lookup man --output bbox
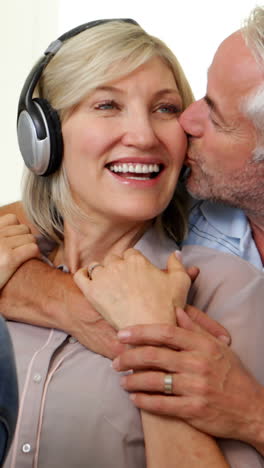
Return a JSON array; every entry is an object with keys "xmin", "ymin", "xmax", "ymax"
[
  {"xmin": 0, "ymin": 3, "xmax": 263, "ymax": 455},
  {"xmin": 100, "ymin": 4, "xmax": 264, "ymax": 457}
]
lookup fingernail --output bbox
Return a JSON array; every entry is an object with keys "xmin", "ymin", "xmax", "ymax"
[
  {"xmin": 120, "ymin": 376, "xmax": 127, "ymax": 387},
  {"xmin": 129, "ymin": 393, "xmax": 136, "ymax": 401},
  {"xmin": 218, "ymin": 335, "xmax": 231, "ymax": 345},
  {"xmin": 174, "ymin": 250, "xmax": 182, "ymax": 261},
  {"xmin": 112, "ymin": 357, "xmax": 120, "ymax": 370},
  {"xmin": 117, "ymin": 330, "xmax": 132, "ymax": 341}
]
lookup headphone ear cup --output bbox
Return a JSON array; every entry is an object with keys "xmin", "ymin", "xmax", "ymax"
[
  {"xmin": 17, "ymin": 98, "xmax": 63, "ymax": 176},
  {"xmin": 33, "ymin": 98, "xmax": 63, "ymax": 176}
]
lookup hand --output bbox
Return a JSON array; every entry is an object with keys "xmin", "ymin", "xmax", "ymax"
[
  {"xmin": 74, "ymin": 249, "xmax": 191, "ymax": 330},
  {"xmin": 112, "ymin": 308, "xmax": 264, "ymax": 446},
  {"xmin": 184, "ymin": 305, "xmax": 231, "ymax": 344},
  {"xmin": 0, "ymin": 214, "xmax": 39, "ymax": 289}
]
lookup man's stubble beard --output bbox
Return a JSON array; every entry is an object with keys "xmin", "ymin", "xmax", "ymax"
[{"xmin": 184, "ymin": 156, "xmax": 264, "ymax": 218}]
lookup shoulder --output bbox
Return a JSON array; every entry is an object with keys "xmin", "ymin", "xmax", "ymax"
[
  {"xmin": 182, "ymin": 244, "xmax": 263, "ymax": 285},
  {"xmin": 182, "ymin": 246, "xmax": 264, "ymax": 383}
]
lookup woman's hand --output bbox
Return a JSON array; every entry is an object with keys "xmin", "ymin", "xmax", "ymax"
[
  {"xmin": 74, "ymin": 248, "xmax": 191, "ymax": 330},
  {"xmin": 0, "ymin": 214, "xmax": 39, "ymax": 289}
]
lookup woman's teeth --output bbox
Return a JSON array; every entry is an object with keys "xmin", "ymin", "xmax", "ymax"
[{"xmin": 109, "ymin": 163, "xmax": 161, "ymax": 179}]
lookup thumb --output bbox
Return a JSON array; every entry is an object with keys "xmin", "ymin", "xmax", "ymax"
[
  {"xmin": 177, "ymin": 306, "xmax": 231, "ymax": 345},
  {"xmin": 166, "ymin": 250, "xmax": 187, "ymax": 275}
]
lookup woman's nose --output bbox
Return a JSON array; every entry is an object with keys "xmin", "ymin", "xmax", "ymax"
[
  {"xmin": 121, "ymin": 113, "xmax": 159, "ymax": 149},
  {"xmin": 179, "ymin": 100, "xmax": 205, "ymax": 137}
]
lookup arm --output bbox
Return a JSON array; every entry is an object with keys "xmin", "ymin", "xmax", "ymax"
[
  {"xmin": 0, "ymin": 258, "xmax": 122, "ymax": 358},
  {"xmin": 109, "ymin": 249, "xmax": 264, "ymax": 460},
  {"xmin": 0, "ymin": 203, "xmax": 230, "ymax": 350},
  {"xmin": 114, "ymin": 314, "xmax": 264, "ymax": 456},
  {"xmin": 74, "ymin": 249, "xmax": 230, "ymax": 467},
  {"xmin": 0, "ymin": 202, "xmax": 121, "ymax": 359},
  {"xmin": 142, "ymin": 411, "xmax": 229, "ymax": 468}
]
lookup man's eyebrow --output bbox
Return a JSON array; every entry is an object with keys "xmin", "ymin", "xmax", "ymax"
[{"xmin": 204, "ymin": 94, "xmax": 226, "ymax": 124}]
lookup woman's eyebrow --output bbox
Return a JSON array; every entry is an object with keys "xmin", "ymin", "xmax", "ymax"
[{"xmin": 94, "ymin": 86, "xmax": 124, "ymax": 94}]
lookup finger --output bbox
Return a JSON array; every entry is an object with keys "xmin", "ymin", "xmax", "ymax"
[
  {"xmin": 13, "ymin": 243, "xmax": 40, "ymax": 265},
  {"xmin": 117, "ymin": 323, "xmax": 199, "ymax": 351},
  {"xmin": 123, "ymin": 248, "xmax": 142, "ymax": 260},
  {"xmin": 120, "ymin": 371, "xmax": 172, "ymax": 394},
  {"xmin": 0, "ymin": 224, "xmax": 31, "ymax": 238},
  {"xmin": 167, "ymin": 251, "xmax": 186, "ymax": 273},
  {"xmin": 74, "ymin": 267, "xmax": 91, "ymax": 291},
  {"xmin": 5, "ymin": 233, "xmax": 36, "ymax": 249},
  {"xmin": 113, "ymin": 345, "xmax": 191, "ymax": 373},
  {"xmin": 183, "ymin": 306, "xmax": 231, "ymax": 345},
  {"xmin": 167, "ymin": 252, "xmax": 191, "ymax": 292},
  {"xmin": 103, "ymin": 253, "xmax": 122, "ymax": 266},
  {"xmin": 186, "ymin": 266, "xmax": 200, "ymax": 282},
  {"xmin": 0, "ymin": 214, "xmax": 19, "ymax": 228},
  {"xmin": 87, "ymin": 262, "xmax": 104, "ymax": 279},
  {"xmin": 121, "ymin": 370, "xmax": 195, "ymax": 396},
  {"xmin": 128, "ymin": 392, "xmax": 194, "ymax": 419}
]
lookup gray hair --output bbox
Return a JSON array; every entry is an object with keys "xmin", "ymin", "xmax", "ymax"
[
  {"xmin": 22, "ymin": 20, "xmax": 194, "ymax": 244},
  {"xmin": 242, "ymin": 6, "xmax": 264, "ymax": 161}
]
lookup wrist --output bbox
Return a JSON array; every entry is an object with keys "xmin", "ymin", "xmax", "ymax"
[{"xmin": 240, "ymin": 384, "xmax": 264, "ymax": 455}]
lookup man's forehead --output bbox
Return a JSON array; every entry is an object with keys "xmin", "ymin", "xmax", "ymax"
[{"xmin": 207, "ymin": 31, "xmax": 263, "ymax": 102}]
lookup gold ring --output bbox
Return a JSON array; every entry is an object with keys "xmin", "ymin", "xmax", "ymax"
[
  {"xmin": 164, "ymin": 374, "xmax": 173, "ymax": 394},
  {"xmin": 87, "ymin": 263, "xmax": 103, "ymax": 280}
]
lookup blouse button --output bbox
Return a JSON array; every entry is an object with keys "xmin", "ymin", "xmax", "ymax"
[
  {"xmin": 33, "ymin": 373, "xmax": 42, "ymax": 383},
  {"xmin": 22, "ymin": 443, "xmax": 31, "ymax": 453},
  {"xmin": 69, "ymin": 336, "xmax": 77, "ymax": 344}
]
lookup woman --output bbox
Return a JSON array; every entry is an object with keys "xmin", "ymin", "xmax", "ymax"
[{"xmin": 3, "ymin": 17, "xmax": 263, "ymax": 467}]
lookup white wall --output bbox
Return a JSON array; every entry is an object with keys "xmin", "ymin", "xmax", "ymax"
[
  {"xmin": 0, "ymin": 0, "xmax": 59, "ymax": 205},
  {"xmin": 0, "ymin": 0, "xmax": 259, "ymax": 205}
]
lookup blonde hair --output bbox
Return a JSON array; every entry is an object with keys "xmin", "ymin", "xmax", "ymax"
[{"xmin": 23, "ymin": 20, "xmax": 194, "ymax": 244}]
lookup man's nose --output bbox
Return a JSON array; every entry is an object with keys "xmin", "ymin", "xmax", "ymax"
[{"xmin": 179, "ymin": 100, "xmax": 205, "ymax": 137}]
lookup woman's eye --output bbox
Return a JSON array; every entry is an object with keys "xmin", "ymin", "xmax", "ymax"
[
  {"xmin": 95, "ymin": 100, "xmax": 118, "ymax": 110},
  {"xmin": 156, "ymin": 104, "xmax": 181, "ymax": 114}
]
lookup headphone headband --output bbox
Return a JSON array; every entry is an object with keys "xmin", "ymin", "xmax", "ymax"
[{"xmin": 17, "ymin": 18, "xmax": 139, "ymax": 176}]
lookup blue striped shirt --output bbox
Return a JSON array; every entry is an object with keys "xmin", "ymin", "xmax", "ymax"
[{"xmin": 183, "ymin": 200, "xmax": 263, "ymax": 271}]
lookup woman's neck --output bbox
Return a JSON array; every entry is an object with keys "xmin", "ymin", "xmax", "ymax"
[{"xmin": 53, "ymin": 217, "xmax": 151, "ymax": 273}]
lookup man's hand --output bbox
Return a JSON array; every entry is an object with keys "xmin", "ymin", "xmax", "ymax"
[
  {"xmin": 183, "ymin": 305, "xmax": 231, "ymax": 344},
  {"xmin": 0, "ymin": 214, "xmax": 39, "ymax": 288},
  {"xmin": 0, "ymin": 259, "xmax": 123, "ymax": 359},
  {"xmin": 111, "ymin": 309, "xmax": 264, "ymax": 452},
  {"xmin": 74, "ymin": 249, "xmax": 191, "ymax": 330}
]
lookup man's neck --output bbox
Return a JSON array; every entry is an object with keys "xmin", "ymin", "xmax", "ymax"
[{"xmin": 249, "ymin": 217, "xmax": 264, "ymax": 265}]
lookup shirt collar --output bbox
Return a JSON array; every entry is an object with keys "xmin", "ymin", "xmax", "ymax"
[
  {"xmin": 134, "ymin": 226, "xmax": 178, "ymax": 269},
  {"xmin": 199, "ymin": 201, "xmax": 249, "ymax": 240}
]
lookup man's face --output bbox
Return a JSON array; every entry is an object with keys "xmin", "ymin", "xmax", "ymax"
[{"xmin": 179, "ymin": 31, "xmax": 264, "ymax": 217}]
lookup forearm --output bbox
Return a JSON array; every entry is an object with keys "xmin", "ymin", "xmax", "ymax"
[
  {"xmin": 0, "ymin": 259, "xmax": 75, "ymax": 329},
  {"xmin": 0, "ymin": 259, "xmax": 121, "ymax": 358},
  {"xmin": 241, "ymin": 386, "xmax": 264, "ymax": 456},
  {"xmin": 141, "ymin": 411, "xmax": 229, "ymax": 468}
]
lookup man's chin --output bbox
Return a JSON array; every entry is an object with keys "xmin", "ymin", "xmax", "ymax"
[{"xmin": 184, "ymin": 177, "xmax": 207, "ymax": 200}]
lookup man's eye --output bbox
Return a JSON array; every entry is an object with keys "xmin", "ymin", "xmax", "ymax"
[
  {"xmin": 95, "ymin": 100, "xmax": 118, "ymax": 110},
  {"xmin": 209, "ymin": 115, "xmax": 220, "ymax": 127}
]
